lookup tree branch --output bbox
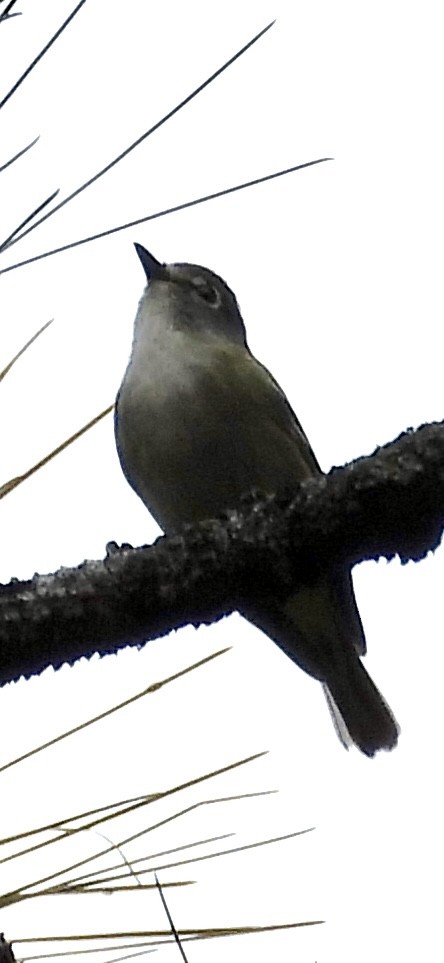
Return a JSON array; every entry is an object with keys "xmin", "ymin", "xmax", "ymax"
[{"xmin": 1, "ymin": 421, "xmax": 443, "ymax": 686}]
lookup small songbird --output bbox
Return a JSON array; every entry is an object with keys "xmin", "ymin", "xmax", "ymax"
[{"xmin": 115, "ymin": 243, "xmax": 399, "ymax": 756}]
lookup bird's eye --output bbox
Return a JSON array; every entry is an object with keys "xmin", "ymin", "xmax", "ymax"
[{"xmin": 192, "ymin": 279, "xmax": 221, "ymax": 306}]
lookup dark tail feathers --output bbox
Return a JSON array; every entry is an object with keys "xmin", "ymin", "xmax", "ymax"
[{"xmin": 325, "ymin": 659, "xmax": 399, "ymax": 757}]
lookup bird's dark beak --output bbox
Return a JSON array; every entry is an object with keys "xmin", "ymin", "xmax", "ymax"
[{"xmin": 134, "ymin": 243, "xmax": 168, "ymax": 282}]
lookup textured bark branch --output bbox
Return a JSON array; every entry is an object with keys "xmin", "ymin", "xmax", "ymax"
[{"xmin": 0, "ymin": 420, "xmax": 443, "ymax": 686}]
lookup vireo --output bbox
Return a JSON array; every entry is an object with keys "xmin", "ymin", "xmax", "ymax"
[{"xmin": 115, "ymin": 243, "xmax": 399, "ymax": 756}]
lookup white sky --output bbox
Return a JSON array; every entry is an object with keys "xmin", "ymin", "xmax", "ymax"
[{"xmin": 0, "ymin": 2, "xmax": 443, "ymax": 961}]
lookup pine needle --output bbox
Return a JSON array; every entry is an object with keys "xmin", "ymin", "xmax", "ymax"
[
  {"xmin": 0, "ymin": 404, "xmax": 114, "ymax": 500},
  {"xmin": 0, "ymin": 648, "xmax": 231, "ymax": 774},
  {"xmin": 3, "ymin": 21, "xmax": 275, "ymax": 250},
  {"xmin": 0, "ymin": 318, "xmax": 53, "ymax": 383}
]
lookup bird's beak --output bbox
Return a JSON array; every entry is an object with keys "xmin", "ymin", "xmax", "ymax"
[{"xmin": 134, "ymin": 243, "xmax": 168, "ymax": 282}]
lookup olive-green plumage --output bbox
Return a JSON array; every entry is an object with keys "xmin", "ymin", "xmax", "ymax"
[{"xmin": 115, "ymin": 245, "xmax": 399, "ymax": 756}]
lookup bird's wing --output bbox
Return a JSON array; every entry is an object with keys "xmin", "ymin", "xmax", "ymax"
[{"xmin": 200, "ymin": 343, "xmax": 322, "ymax": 484}]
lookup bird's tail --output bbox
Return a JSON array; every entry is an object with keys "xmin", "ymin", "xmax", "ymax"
[
  {"xmin": 322, "ymin": 659, "xmax": 399, "ymax": 757},
  {"xmin": 242, "ymin": 571, "xmax": 399, "ymax": 756}
]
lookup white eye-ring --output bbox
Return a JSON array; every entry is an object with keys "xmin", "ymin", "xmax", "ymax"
[{"xmin": 192, "ymin": 278, "xmax": 221, "ymax": 307}]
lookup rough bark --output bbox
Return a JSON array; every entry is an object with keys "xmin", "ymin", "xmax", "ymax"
[{"xmin": 0, "ymin": 421, "xmax": 443, "ymax": 685}]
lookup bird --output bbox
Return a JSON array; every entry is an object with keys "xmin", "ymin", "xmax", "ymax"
[{"xmin": 114, "ymin": 243, "xmax": 399, "ymax": 756}]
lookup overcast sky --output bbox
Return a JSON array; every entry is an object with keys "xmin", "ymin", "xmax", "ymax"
[{"xmin": 0, "ymin": 2, "xmax": 443, "ymax": 962}]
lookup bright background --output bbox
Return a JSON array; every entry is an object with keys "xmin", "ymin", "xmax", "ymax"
[{"xmin": 0, "ymin": 2, "xmax": 443, "ymax": 961}]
